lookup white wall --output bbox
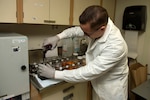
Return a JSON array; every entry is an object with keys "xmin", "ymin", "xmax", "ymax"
[
  {"xmin": 115, "ymin": 0, "xmax": 150, "ymax": 76},
  {"xmin": 0, "ymin": 24, "xmax": 70, "ymax": 50}
]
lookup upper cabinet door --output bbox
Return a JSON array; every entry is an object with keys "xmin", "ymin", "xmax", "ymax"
[
  {"xmin": 23, "ymin": 0, "xmax": 70, "ymax": 25},
  {"xmin": 73, "ymin": 0, "xmax": 101, "ymax": 25},
  {"xmin": 101, "ymin": 0, "xmax": 116, "ymax": 21},
  {"xmin": 49, "ymin": 0, "xmax": 70, "ymax": 25},
  {"xmin": 23, "ymin": 0, "xmax": 49, "ymax": 24},
  {"xmin": 0, "ymin": 0, "xmax": 17, "ymax": 23}
]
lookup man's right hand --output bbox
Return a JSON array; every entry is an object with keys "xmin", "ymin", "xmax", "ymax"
[{"xmin": 43, "ymin": 36, "xmax": 60, "ymax": 50}]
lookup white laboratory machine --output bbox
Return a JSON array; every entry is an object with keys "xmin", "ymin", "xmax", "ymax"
[{"xmin": 0, "ymin": 33, "xmax": 30, "ymax": 99}]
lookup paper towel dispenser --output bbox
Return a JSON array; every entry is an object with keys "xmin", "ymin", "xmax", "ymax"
[{"xmin": 122, "ymin": 5, "xmax": 146, "ymax": 31}]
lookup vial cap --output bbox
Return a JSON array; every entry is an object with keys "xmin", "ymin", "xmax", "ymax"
[
  {"xmin": 77, "ymin": 56, "xmax": 83, "ymax": 60},
  {"xmin": 73, "ymin": 52, "xmax": 78, "ymax": 56},
  {"xmin": 66, "ymin": 65, "xmax": 69, "ymax": 68}
]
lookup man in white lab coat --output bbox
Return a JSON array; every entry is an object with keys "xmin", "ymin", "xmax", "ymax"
[{"xmin": 39, "ymin": 5, "xmax": 129, "ymax": 100}]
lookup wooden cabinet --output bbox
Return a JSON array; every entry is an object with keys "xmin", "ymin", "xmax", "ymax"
[
  {"xmin": 23, "ymin": 0, "xmax": 70, "ymax": 25},
  {"xmin": 0, "ymin": 0, "xmax": 116, "ymax": 25},
  {"xmin": 30, "ymin": 83, "xmax": 42, "ymax": 100},
  {"xmin": 0, "ymin": 0, "xmax": 17, "ymax": 23},
  {"xmin": 23, "ymin": 0, "xmax": 49, "ymax": 24},
  {"xmin": 48, "ymin": 0, "xmax": 70, "ymax": 25},
  {"xmin": 73, "ymin": 82, "xmax": 88, "ymax": 100},
  {"xmin": 23, "ymin": 0, "xmax": 104, "ymax": 25},
  {"xmin": 101, "ymin": 0, "xmax": 116, "ymax": 21},
  {"xmin": 30, "ymin": 82, "xmax": 88, "ymax": 100},
  {"xmin": 72, "ymin": 0, "xmax": 101, "ymax": 25}
]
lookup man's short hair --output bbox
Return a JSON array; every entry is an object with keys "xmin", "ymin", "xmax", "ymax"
[{"xmin": 79, "ymin": 5, "xmax": 108, "ymax": 29}]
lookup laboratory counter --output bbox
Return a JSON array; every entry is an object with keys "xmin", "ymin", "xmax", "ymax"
[
  {"xmin": 132, "ymin": 79, "xmax": 150, "ymax": 100},
  {"xmin": 29, "ymin": 49, "xmax": 90, "ymax": 100},
  {"xmin": 30, "ymin": 75, "xmax": 90, "ymax": 100}
]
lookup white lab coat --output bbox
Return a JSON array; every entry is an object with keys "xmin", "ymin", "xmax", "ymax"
[{"xmin": 56, "ymin": 18, "xmax": 129, "ymax": 100}]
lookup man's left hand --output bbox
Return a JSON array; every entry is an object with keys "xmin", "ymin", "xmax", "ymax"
[{"xmin": 38, "ymin": 63, "xmax": 55, "ymax": 79}]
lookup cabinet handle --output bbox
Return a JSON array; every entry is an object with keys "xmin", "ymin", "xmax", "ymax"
[
  {"xmin": 63, "ymin": 93, "xmax": 73, "ymax": 100},
  {"xmin": 63, "ymin": 85, "xmax": 74, "ymax": 93},
  {"xmin": 44, "ymin": 20, "xmax": 56, "ymax": 23}
]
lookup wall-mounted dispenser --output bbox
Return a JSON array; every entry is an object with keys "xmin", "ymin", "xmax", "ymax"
[{"xmin": 122, "ymin": 5, "xmax": 147, "ymax": 31}]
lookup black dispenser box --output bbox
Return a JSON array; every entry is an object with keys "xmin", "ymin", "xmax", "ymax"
[{"xmin": 122, "ymin": 5, "xmax": 147, "ymax": 31}]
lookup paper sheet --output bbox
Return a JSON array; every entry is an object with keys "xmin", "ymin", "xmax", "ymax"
[
  {"xmin": 124, "ymin": 30, "xmax": 138, "ymax": 59},
  {"xmin": 34, "ymin": 75, "xmax": 62, "ymax": 88}
]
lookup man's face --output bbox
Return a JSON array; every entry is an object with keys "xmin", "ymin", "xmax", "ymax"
[{"xmin": 80, "ymin": 23, "xmax": 106, "ymax": 39}]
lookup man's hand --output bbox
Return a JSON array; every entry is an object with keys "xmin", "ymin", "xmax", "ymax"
[
  {"xmin": 43, "ymin": 36, "xmax": 59, "ymax": 50},
  {"xmin": 38, "ymin": 63, "xmax": 55, "ymax": 79}
]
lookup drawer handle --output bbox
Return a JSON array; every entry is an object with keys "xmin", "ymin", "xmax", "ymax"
[
  {"xmin": 63, "ymin": 93, "xmax": 73, "ymax": 100},
  {"xmin": 44, "ymin": 20, "xmax": 56, "ymax": 23},
  {"xmin": 63, "ymin": 86, "xmax": 74, "ymax": 93}
]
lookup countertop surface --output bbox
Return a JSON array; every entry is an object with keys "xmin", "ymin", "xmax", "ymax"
[
  {"xmin": 132, "ymin": 79, "xmax": 150, "ymax": 100},
  {"xmin": 30, "ymin": 74, "xmax": 66, "ymax": 92},
  {"xmin": 29, "ymin": 49, "xmax": 86, "ymax": 93}
]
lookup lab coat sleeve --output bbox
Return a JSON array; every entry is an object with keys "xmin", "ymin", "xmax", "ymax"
[
  {"xmin": 55, "ymin": 39, "xmax": 128, "ymax": 82},
  {"xmin": 57, "ymin": 26, "xmax": 84, "ymax": 39}
]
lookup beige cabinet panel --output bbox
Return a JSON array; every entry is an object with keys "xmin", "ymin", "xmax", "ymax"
[
  {"xmin": 0, "ymin": 0, "xmax": 16, "ymax": 23},
  {"xmin": 23, "ymin": 0, "xmax": 49, "ymax": 24},
  {"xmin": 23, "ymin": 0, "xmax": 70, "ymax": 25},
  {"xmin": 49, "ymin": 0, "xmax": 70, "ymax": 25},
  {"xmin": 74, "ymin": 82, "xmax": 88, "ymax": 100},
  {"xmin": 41, "ymin": 83, "xmax": 76, "ymax": 100},
  {"xmin": 73, "ymin": 0, "xmax": 101, "ymax": 25},
  {"xmin": 42, "ymin": 90, "xmax": 63, "ymax": 100},
  {"xmin": 102, "ymin": 0, "xmax": 116, "ymax": 21},
  {"xmin": 31, "ymin": 82, "xmax": 88, "ymax": 100}
]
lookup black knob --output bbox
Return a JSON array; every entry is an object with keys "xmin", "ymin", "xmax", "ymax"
[{"xmin": 21, "ymin": 65, "xmax": 26, "ymax": 71}]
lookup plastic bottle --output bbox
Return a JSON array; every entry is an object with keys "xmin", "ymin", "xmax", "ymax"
[
  {"xmin": 62, "ymin": 38, "xmax": 73, "ymax": 57},
  {"xmin": 73, "ymin": 37, "xmax": 80, "ymax": 53}
]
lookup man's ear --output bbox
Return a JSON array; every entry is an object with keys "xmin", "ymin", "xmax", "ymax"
[{"xmin": 100, "ymin": 25, "xmax": 106, "ymax": 31}]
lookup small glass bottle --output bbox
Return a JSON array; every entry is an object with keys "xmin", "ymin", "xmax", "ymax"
[
  {"xmin": 65, "ymin": 57, "xmax": 74, "ymax": 66},
  {"xmin": 72, "ymin": 52, "xmax": 78, "ymax": 64},
  {"xmin": 82, "ymin": 55, "xmax": 86, "ymax": 65},
  {"xmin": 68, "ymin": 63, "xmax": 76, "ymax": 70},
  {"xmin": 77, "ymin": 62, "xmax": 82, "ymax": 68},
  {"xmin": 48, "ymin": 61, "xmax": 53, "ymax": 67},
  {"xmin": 54, "ymin": 60, "xmax": 61, "ymax": 70},
  {"xmin": 65, "ymin": 65, "xmax": 69, "ymax": 70},
  {"xmin": 72, "ymin": 63, "xmax": 76, "ymax": 69},
  {"xmin": 77, "ymin": 56, "xmax": 83, "ymax": 65}
]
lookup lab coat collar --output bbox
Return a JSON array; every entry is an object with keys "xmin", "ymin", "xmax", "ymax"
[
  {"xmin": 88, "ymin": 18, "xmax": 113, "ymax": 51},
  {"xmin": 97, "ymin": 17, "xmax": 113, "ymax": 43}
]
